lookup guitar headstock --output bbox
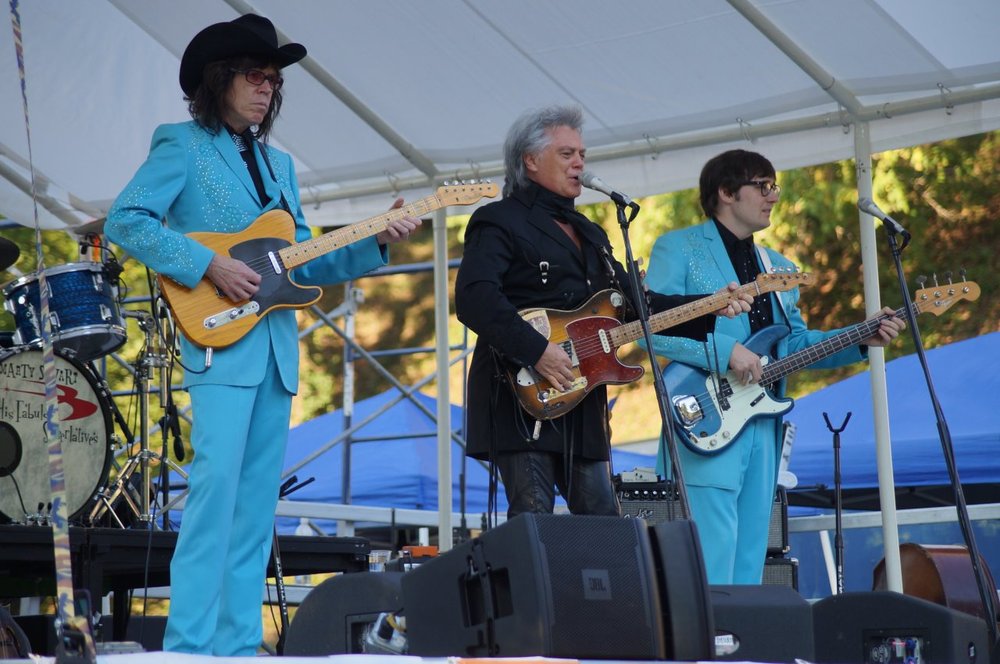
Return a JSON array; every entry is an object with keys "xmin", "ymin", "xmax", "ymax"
[
  {"xmin": 914, "ymin": 275, "xmax": 980, "ymax": 316},
  {"xmin": 436, "ymin": 180, "xmax": 500, "ymax": 206},
  {"xmin": 755, "ymin": 270, "xmax": 814, "ymax": 293}
]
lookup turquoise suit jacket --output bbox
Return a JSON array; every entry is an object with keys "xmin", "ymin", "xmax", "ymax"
[
  {"xmin": 105, "ymin": 121, "xmax": 387, "ymax": 391},
  {"xmin": 641, "ymin": 220, "xmax": 865, "ymax": 489}
]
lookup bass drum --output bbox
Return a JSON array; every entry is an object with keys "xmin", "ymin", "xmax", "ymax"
[{"xmin": 0, "ymin": 346, "xmax": 112, "ymax": 523}]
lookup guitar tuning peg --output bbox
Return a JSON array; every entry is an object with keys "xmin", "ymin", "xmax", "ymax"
[
  {"xmin": 943, "ymin": 270, "xmax": 953, "ymax": 283},
  {"xmin": 932, "ymin": 273, "xmax": 939, "ymax": 287},
  {"xmin": 959, "ymin": 268, "xmax": 967, "ymax": 281},
  {"xmin": 916, "ymin": 275, "xmax": 927, "ymax": 288}
]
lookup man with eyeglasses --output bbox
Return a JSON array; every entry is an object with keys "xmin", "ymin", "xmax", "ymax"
[
  {"xmin": 105, "ymin": 14, "xmax": 419, "ymax": 656},
  {"xmin": 639, "ymin": 149, "xmax": 903, "ymax": 585}
]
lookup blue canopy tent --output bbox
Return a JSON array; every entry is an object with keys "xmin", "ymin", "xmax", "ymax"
[
  {"xmin": 786, "ymin": 331, "xmax": 1000, "ymax": 510},
  {"xmin": 274, "ymin": 390, "xmax": 660, "ymax": 534},
  {"xmin": 165, "ymin": 389, "xmax": 661, "ymax": 534},
  {"xmin": 782, "ymin": 332, "xmax": 1000, "ymax": 598}
]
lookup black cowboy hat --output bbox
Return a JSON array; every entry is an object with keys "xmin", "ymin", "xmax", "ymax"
[{"xmin": 179, "ymin": 14, "xmax": 306, "ymax": 96}]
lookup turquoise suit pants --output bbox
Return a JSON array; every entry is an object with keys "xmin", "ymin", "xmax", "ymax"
[{"xmin": 163, "ymin": 345, "xmax": 291, "ymax": 656}]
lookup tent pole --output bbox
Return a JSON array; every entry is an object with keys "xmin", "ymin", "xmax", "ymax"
[
  {"xmin": 339, "ymin": 282, "xmax": 358, "ymax": 537},
  {"xmin": 854, "ymin": 121, "xmax": 903, "ymax": 592},
  {"xmin": 433, "ymin": 206, "xmax": 454, "ymax": 551}
]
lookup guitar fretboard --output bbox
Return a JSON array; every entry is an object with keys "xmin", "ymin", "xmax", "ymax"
[
  {"xmin": 277, "ymin": 194, "xmax": 443, "ymax": 269},
  {"xmin": 609, "ymin": 273, "xmax": 810, "ymax": 348},
  {"xmin": 759, "ymin": 303, "xmax": 920, "ymax": 384}
]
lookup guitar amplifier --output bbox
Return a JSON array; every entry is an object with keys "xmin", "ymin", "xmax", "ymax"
[
  {"xmin": 768, "ymin": 486, "xmax": 789, "ymax": 555},
  {"xmin": 762, "ymin": 556, "xmax": 798, "ymax": 590},
  {"xmin": 616, "ymin": 475, "xmax": 789, "ymax": 555},
  {"xmin": 617, "ymin": 479, "xmax": 686, "ymax": 523}
]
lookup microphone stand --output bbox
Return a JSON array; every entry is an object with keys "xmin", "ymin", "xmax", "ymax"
[
  {"xmin": 881, "ymin": 224, "xmax": 998, "ymax": 652},
  {"xmin": 271, "ymin": 475, "xmax": 315, "ymax": 655},
  {"xmin": 612, "ymin": 198, "xmax": 694, "ymax": 518},
  {"xmin": 822, "ymin": 411, "xmax": 851, "ymax": 595}
]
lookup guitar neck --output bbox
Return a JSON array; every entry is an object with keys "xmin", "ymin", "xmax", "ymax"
[
  {"xmin": 760, "ymin": 304, "xmax": 909, "ymax": 384},
  {"xmin": 611, "ymin": 281, "xmax": 767, "ymax": 348},
  {"xmin": 277, "ymin": 193, "xmax": 442, "ymax": 269}
]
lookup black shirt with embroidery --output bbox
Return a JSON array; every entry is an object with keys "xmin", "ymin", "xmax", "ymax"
[{"xmin": 713, "ymin": 218, "xmax": 774, "ymax": 333}]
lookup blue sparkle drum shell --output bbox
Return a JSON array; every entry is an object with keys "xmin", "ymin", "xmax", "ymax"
[{"xmin": 2, "ymin": 261, "xmax": 126, "ymax": 362}]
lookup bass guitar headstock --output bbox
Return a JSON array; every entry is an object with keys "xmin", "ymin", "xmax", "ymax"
[{"xmin": 914, "ymin": 270, "xmax": 980, "ymax": 316}]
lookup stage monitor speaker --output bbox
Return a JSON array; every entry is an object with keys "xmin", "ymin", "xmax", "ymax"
[
  {"xmin": 283, "ymin": 571, "xmax": 403, "ymax": 655},
  {"xmin": 812, "ymin": 590, "xmax": 988, "ymax": 664},
  {"xmin": 710, "ymin": 584, "xmax": 814, "ymax": 663},
  {"xmin": 647, "ymin": 519, "xmax": 714, "ymax": 661},
  {"xmin": 402, "ymin": 513, "xmax": 666, "ymax": 659}
]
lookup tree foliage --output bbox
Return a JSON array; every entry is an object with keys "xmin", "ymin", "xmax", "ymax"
[
  {"xmin": 593, "ymin": 131, "xmax": 1000, "ymax": 441},
  {"xmin": 2, "ymin": 130, "xmax": 997, "ymax": 451}
]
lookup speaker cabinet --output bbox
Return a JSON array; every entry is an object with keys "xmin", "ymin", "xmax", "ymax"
[
  {"xmin": 813, "ymin": 591, "xmax": 988, "ymax": 664},
  {"xmin": 284, "ymin": 571, "xmax": 403, "ymax": 655},
  {"xmin": 648, "ymin": 519, "xmax": 714, "ymax": 661},
  {"xmin": 619, "ymin": 480, "xmax": 788, "ymax": 554},
  {"xmin": 768, "ymin": 487, "xmax": 789, "ymax": 554},
  {"xmin": 402, "ymin": 513, "xmax": 665, "ymax": 659},
  {"xmin": 710, "ymin": 584, "xmax": 815, "ymax": 663},
  {"xmin": 763, "ymin": 556, "xmax": 799, "ymax": 589}
]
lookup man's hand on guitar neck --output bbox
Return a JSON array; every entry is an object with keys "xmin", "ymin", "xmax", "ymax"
[
  {"xmin": 862, "ymin": 306, "xmax": 906, "ymax": 347},
  {"xmin": 714, "ymin": 281, "xmax": 754, "ymax": 318},
  {"xmin": 206, "ymin": 254, "xmax": 262, "ymax": 302},
  {"xmin": 376, "ymin": 197, "xmax": 423, "ymax": 245}
]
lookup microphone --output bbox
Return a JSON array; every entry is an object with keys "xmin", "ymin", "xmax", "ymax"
[
  {"xmin": 579, "ymin": 171, "xmax": 635, "ymax": 207},
  {"xmin": 857, "ymin": 197, "xmax": 911, "ymax": 240}
]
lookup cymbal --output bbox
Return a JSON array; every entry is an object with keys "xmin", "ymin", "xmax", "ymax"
[
  {"xmin": 0, "ymin": 237, "xmax": 19, "ymax": 272},
  {"xmin": 72, "ymin": 217, "xmax": 107, "ymax": 237}
]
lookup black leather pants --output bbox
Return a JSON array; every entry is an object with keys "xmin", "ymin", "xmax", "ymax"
[{"xmin": 493, "ymin": 451, "xmax": 621, "ymax": 518}]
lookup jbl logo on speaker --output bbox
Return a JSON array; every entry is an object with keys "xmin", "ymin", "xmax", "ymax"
[{"xmin": 582, "ymin": 569, "xmax": 612, "ymax": 600}]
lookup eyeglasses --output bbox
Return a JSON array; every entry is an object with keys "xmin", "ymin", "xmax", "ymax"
[
  {"xmin": 231, "ymin": 68, "xmax": 283, "ymax": 91},
  {"xmin": 742, "ymin": 179, "xmax": 781, "ymax": 197}
]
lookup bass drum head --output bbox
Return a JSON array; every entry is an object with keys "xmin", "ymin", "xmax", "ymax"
[{"xmin": 0, "ymin": 346, "xmax": 112, "ymax": 523}]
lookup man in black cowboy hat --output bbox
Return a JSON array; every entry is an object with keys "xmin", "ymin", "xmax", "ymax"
[{"xmin": 106, "ymin": 14, "xmax": 419, "ymax": 656}]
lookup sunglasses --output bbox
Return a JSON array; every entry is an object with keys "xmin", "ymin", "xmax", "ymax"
[{"xmin": 230, "ymin": 68, "xmax": 283, "ymax": 91}]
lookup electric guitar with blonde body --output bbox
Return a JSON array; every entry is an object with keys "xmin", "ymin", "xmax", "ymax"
[{"xmin": 160, "ymin": 181, "xmax": 498, "ymax": 348}]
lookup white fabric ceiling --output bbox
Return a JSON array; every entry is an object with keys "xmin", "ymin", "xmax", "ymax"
[{"xmin": 2, "ymin": 0, "xmax": 1000, "ymax": 232}]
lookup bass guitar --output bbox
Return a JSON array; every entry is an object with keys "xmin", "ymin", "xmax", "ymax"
[
  {"xmin": 510, "ymin": 271, "xmax": 813, "ymax": 420},
  {"xmin": 665, "ymin": 276, "xmax": 980, "ymax": 454},
  {"xmin": 160, "ymin": 181, "xmax": 498, "ymax": 348}
]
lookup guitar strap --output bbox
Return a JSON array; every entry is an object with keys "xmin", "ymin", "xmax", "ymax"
[
  {"xmin": 599, "ymin": 245, "xmax": 642, "ymax": 317},
  {"xmin": 255, "ymin": 138, "xmax": 293, "ymax": 214},
  {"xmin": 755, "ymin": 244, "xmax": 790, "ymax": 323}
]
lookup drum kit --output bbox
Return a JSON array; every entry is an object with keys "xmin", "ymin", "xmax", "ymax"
[{"xmin": 0, "ymin": 233, "xmax": 184, "ymax": 529}]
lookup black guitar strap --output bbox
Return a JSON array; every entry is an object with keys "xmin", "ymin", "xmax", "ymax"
[
  {"xmin": 600, "ymin": 245, "xmax": 643, "ymax": 318},
  {"xmin": 254, "ymin": 137, "xmax": 292, "ymax": 214}
]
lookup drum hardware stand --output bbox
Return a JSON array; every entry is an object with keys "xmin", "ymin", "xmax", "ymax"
[{"xmin": 87, "ymin": 311, "xmax": 187, "ymax": 527}]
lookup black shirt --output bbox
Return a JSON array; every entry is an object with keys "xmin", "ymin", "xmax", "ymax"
[{"xmin": 714, "ymin": 218, "xmax": 774, "ymax": 332}]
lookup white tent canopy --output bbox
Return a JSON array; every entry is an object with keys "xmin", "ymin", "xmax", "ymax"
[
  {"xmin": 2, "ymin": 0, "xmax": 1000, "ymax": 231},
  {"xmin": 3, "ymin": 0, "xmax": 998, "ymax": 578}
]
